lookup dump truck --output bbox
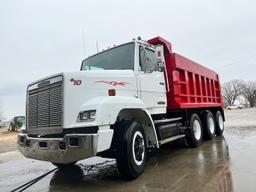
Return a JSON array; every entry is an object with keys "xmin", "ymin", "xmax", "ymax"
[{"xmin": 18, "ymin": 36, "xmax": 225, "ymax": 179}]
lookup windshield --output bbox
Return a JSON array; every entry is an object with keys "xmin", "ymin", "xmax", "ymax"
[{"xmin": 81, "ymin": 43, "xmax": 134, "ymax": 71}]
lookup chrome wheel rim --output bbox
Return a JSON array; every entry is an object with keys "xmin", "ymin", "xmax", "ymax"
[
  {"xmin": 218, "ymin": 115, "xmax": 224, "ymax": 131},
  {"xmin": 208, "ymin": 116, "xmax": 215, "ymax": 134},
  {"xmin": 193, "ymin": 120, "xmax": 202, "ymax": 140},
  {"xmin": 132, "ymin": 131, "xmax": 145, "ymax": 166}
]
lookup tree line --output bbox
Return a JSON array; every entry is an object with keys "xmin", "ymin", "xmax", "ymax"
[{"xmin": 222, "ymin": 80, "xmax": 256, "ymax": 107}]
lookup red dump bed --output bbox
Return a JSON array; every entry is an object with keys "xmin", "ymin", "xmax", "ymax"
[{"xmin": 148, "ymin": 37, "xmax": 224, "ymax": 110}]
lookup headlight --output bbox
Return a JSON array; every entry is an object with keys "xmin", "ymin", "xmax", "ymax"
[{"xmin": 78, "ymin": 110, "xmax": 96, "ymax": 121}]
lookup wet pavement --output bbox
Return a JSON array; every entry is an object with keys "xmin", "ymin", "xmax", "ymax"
[{"xmin": 1, "ymin": 109, "xmax": 256, "ymax": 192}]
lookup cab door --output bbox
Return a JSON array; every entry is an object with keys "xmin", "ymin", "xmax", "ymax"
[{"xmin": 137, "ymin": 46, "xmax": 167, "ymax": 114}]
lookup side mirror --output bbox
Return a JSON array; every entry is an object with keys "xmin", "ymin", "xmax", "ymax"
[
  {"xmin": 155, "ymin": 46, "xmax": 165, "ymax": 72},
  {"xmin": 156, "ymin": 59, "xmax": 165, "ymax": 72}
]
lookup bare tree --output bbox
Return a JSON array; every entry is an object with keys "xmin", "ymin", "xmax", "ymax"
[
  {"xmin": 241, "ymin": 81, "xmax": 256, "ymax": 107},
  {"xmin": 222, "ymin": 80, "xmax": 243, "ymax": 106}
]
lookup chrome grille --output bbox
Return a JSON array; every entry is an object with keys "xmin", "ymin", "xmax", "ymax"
[{"xmin": 27, "ymin": 77, "xmax": 63, "ymax": 129}]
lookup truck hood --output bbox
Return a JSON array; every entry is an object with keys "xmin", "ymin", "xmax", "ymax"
[{"xmin": 62, "ymin": 70, "xmax": 138, "ymax": 128}]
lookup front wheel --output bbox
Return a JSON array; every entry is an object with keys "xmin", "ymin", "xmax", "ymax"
[
  {"xmin": 9, "ymin": 123, "xmax": 14, "ymax": 131},
  {"xmin": 115, "ymin": 120, "xmax": 146, "ymax": 180}
]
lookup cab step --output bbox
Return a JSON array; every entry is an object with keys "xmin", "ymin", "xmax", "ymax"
[{"xmin": 159, "ymin": 134, "xmax": 185, "ymax": 145}]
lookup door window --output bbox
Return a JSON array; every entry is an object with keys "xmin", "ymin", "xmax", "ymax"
[{"xmin": 139, "ymin": 46, "xmax": 157, "ymax": 72}]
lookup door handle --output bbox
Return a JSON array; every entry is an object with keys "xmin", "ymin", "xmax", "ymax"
[{"xmin": 159, "ymin": 82, "xmax": 165, "ymax": 85}]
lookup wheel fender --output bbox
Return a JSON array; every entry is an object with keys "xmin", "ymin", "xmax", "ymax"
[
  {"xmin": 78, "ymin": 96, "xmax": 159, "ymax": 148},
  {"xmin": 78, "ymin": 96, "xmax": 146, "ymax": 125},
  {"xmin": 117, "ymin": 108, "xmax": 159, "ymax": 148}
]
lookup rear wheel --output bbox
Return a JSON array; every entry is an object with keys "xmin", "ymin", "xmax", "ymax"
[
  {"xmin": 215, "ymin": 111, "xmax": 224, "ymax": 136},
  {"xmin": 115, "ymin": 120, "xmax": 146, "ymax": 180},
  {"xmin": 186, "ymin": 113, "xmax": 203, "ymax": 147},
  {"xmin": 203, "ymin": 112, "xmax": 216, "ymax": 140}
]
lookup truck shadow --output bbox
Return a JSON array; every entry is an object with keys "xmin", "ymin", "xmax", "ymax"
[{"xmin": 48, "ymin": 137, "xmax": 233, "ymax": 192}]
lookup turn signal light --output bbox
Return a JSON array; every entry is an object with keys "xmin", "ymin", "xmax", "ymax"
[
  {"xmin": 157, "ymin": 50, "xmax": 161, "ymax": 57},
  {"xmin": 108, "ymin": 89, "xmax": 116, "ymax": 96}
]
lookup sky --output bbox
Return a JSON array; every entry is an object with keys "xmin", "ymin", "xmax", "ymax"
[{"xmin": 0, "ymin": 0, "xmax": 256, "ymax": 120}]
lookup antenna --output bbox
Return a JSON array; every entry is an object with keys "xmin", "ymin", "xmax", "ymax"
[
  {"xmin": 96, "ymin": 40, "xmax": 99, "ymax": 53},
  {"xmin": 82, "ymin": 29, "xmax": 86, "ymax": 58}
]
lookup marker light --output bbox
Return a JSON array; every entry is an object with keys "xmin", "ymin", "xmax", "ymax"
[
  {"xmin": 157, "ymin": 50, "xmax": 161, "ymax": 57},
  {"xmin": 108, "ymin": 89, "xmax": 116, "ymax": 96}
]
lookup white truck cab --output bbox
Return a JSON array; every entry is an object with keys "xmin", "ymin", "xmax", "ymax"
[{"xmin": 18, "ymin": 39, "xmax": 168, "ymax": 179}]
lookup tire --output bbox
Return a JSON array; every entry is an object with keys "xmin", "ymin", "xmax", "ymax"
[
  {"xmin": 115, "ymin": 120, "xmax": 146, "ymax": 180},
  {"xmin": 186, "ymin": 113, "xmax": 203, "ymax": 147},
  {"xmin": 9, "ymin": 123, "xmax": 13, "ymax": 131},
  {"xmin": 203, "ymin": 112, "xmax": 216, "ymax": 140},
  {"xmin": 215, "ymin": 111, "xmax": 224, "ymax": 136},
  {"xmin": 52, "ymin": 162, "xmax": 77, "ymax": 169}
]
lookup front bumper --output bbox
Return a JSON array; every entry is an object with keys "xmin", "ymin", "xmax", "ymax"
[{"xmin": 17, "ymin": 133, "xmax": 98, "ymax": 164}]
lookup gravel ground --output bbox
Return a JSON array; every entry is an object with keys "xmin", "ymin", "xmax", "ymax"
[
  {"xmin": 0, "ymin": 128, "xmax": 18, "ymax": 153},
  {"xmin": 225, "ymin": 108, "xmax": 256, "ymax": 128}
]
